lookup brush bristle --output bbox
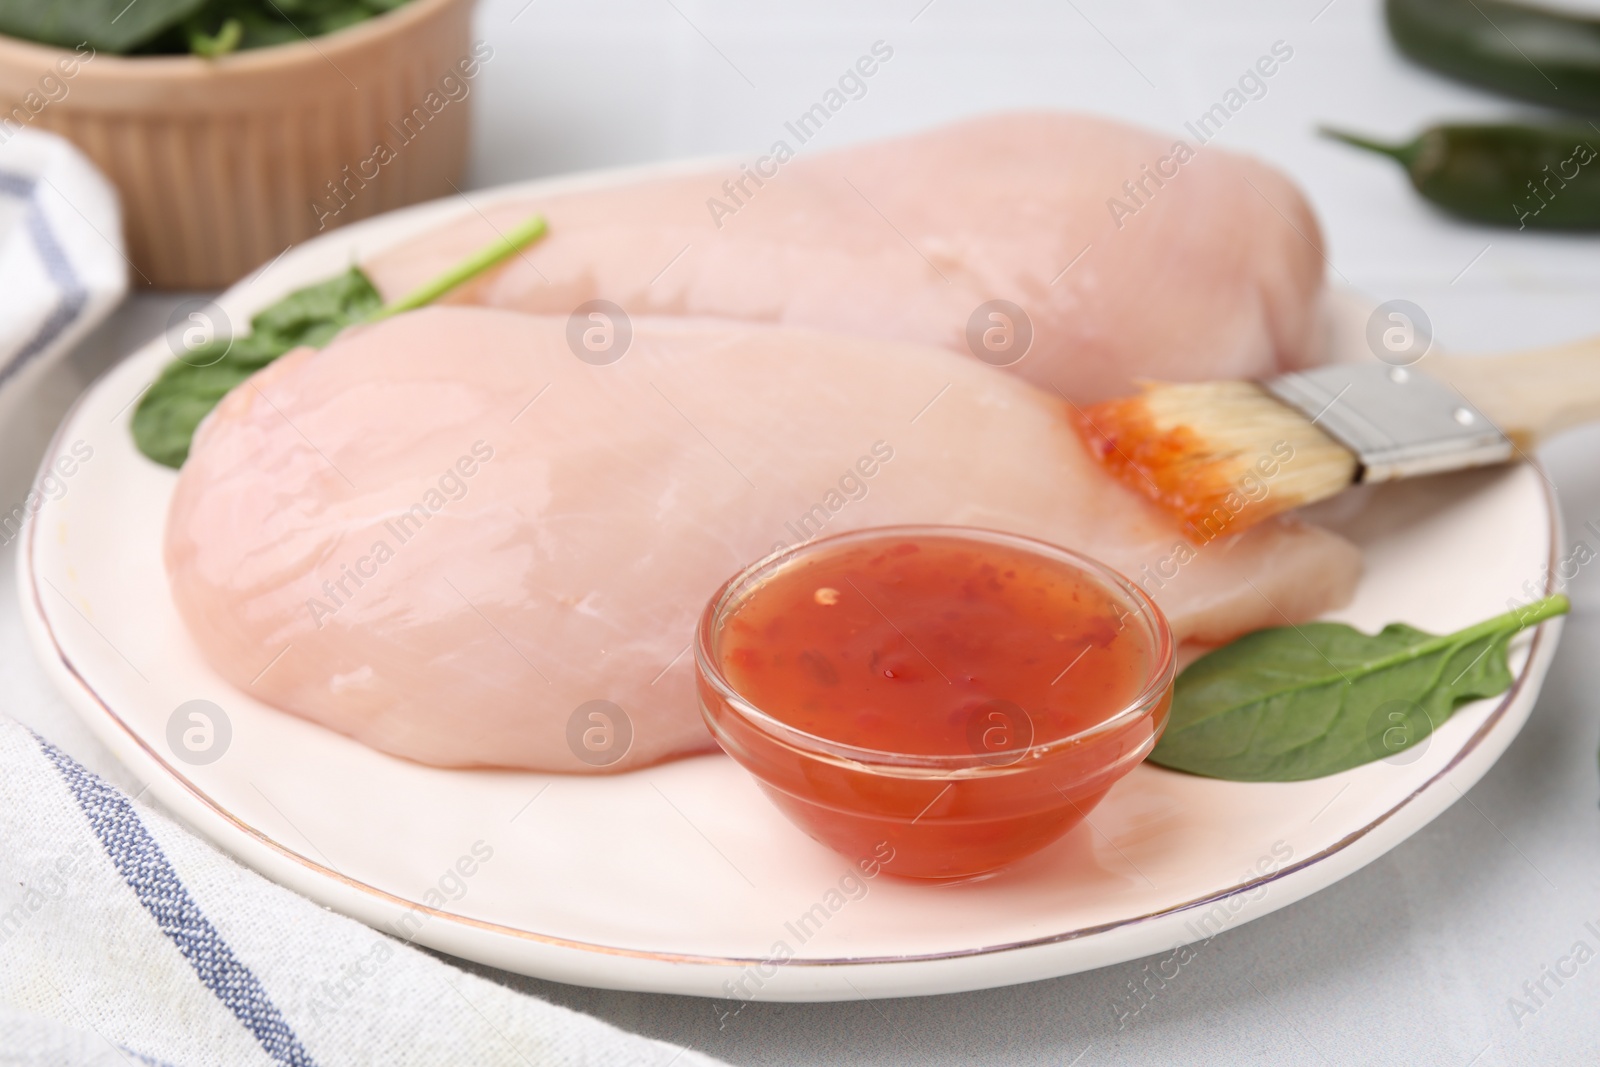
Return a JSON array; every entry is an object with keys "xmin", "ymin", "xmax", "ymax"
[{"xmin": 1076, "ymin": 380, "xmax": 1358, "ymax": 538}]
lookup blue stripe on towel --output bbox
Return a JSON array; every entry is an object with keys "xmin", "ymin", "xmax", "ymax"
[
  {"xmin": 0, "ymin": 170, "xmax": 34, "ymax": 198},
  {"xmin": 0, "ymin": 166, "xmax": 92, "ymax": 389},
  {"xmin": 36, "ymin": 736, "xmax": 320, "ymax": 1067},
  {"xmin": 120, "ymin": 1043, "xmax": 184, "ymax": 1067}
]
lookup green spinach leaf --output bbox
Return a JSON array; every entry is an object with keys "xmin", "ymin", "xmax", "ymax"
[
  {"xmin": 170, "ymin": 0, "xmax": 403, "ymax": 53},
  {"xmin": 1148, "ymin": 594, "xmax": 1569, "ymax": 781},
  {"xmin": 132, "ymin": 214, "xmax": 547, "ymax": 468},
  {"xmin": 0, "ymin": 0, "xmax": 412, "ymax": 55},
  {"xmin": 249, "ymin": 264, "xmax": 384, "ymax": 347},
  {"xmin": 187, "ymin": 17, "xmax": 242, "ymax": 57},
  {"xmin": 132, "ymin": 268, "xmax": 379, "ymax": 468},
  {"xmin": 0, "ymin": 0, "xmax": 205, "ymax": 52}
]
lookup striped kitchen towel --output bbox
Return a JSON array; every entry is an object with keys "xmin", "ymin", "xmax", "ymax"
[
  {"xmin": 0, "ymin": 718, "xmax": 723, "ymax": 1066},
  {"xmin": 0, "ymin": 126, "xmax": 126, "ymax": 394}
]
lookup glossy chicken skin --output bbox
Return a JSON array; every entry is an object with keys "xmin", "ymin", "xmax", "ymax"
[
  {"xmin": 363, "ymin": 112, "xmax": 1327, "ymax": 404},
  {"xmin": 166, "ymin": 309, "xmax": 1360, "ymax": 772}
]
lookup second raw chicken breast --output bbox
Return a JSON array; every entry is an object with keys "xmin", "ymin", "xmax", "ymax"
[{"xmin": 363, "ymin": 112, "xmax": 1327, "ymax": 403}]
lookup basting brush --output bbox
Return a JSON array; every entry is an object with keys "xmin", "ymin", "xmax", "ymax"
[{"xmin": 1076, "ymin": 336, "xmax": 1600, "ymax": 539}]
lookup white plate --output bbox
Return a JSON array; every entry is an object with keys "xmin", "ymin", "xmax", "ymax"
[{"xmin": 19, "ymin": 164, "xmax": 1566, "ymax": 1002}]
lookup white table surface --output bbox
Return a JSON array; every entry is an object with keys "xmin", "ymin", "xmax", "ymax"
[{"xmin": 7, "ymin": 1, "xmax": 1600, "ymax": 1063}]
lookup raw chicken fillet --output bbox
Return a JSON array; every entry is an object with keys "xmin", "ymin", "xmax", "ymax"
[
  {"xmin": 166, "ymin": 309, "xmax": 1361, "ymax": 772},
  {"xmin": 364, "ymin": 112, "xmax": 1326, "ymax": 403}
]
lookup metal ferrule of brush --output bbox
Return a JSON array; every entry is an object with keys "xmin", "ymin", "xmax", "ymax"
[{"xmin": 1263, "ymin": 364, "xmax": 1515, "ymax": 483}]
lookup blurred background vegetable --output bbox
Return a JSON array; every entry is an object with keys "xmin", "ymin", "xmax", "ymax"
[
  {"xmin": 1386, "ymin": 0, "xmax": 1600, "ymax": 114},
  {"xmin": 1326, "ymin": 0, "xmax": 1600, "ymax": 228},
  {"xmin": 0, "ymin": 0, "xmax": 412, "ymax": 57},
  {"xmin": 1323, "ymin": 123, "xmax": 1600, "ymax": 229},
  {"xmin": 0, "ymin": 0, "xmax": 474, "ymax": 287}
]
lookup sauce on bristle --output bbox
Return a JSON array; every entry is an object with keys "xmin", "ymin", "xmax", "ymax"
[{"xmin": 1076, "ymin": 397, "xmax": 1260, "ymax": 539}]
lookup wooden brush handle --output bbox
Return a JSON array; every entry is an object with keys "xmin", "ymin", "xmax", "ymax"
[{"xmin": 1428, "ymin": 336, "xmax": 1600, "ymax": 449}]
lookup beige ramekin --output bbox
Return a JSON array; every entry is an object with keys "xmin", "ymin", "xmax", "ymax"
[{"xmin": 0, "ymin": 0, "xmax": 477, "ymax": 289}]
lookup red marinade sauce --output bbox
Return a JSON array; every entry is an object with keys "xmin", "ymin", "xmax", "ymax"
[{"xmin": 719, "ymin": 535, "xmax": 1150, "ymax": 756}]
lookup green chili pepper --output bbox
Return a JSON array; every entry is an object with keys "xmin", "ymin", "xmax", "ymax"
[
  {"xmin": 1322, "ymin": 123, "xmax": 1600, "ymax": 230},
  {"xmin": 1386, "ymin": 0, "xmax": 1600, "ymax": 114}
]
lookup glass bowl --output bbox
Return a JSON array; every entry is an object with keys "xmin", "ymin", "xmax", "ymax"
[{"xmin": 695, "ymin": 525, "xmax": 1175, "ymax": 880}]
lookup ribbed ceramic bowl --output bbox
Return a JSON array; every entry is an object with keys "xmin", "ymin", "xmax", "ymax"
[{"xmin": 0, "ymin": 0, "xmax": 476, "ymax": 288}]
